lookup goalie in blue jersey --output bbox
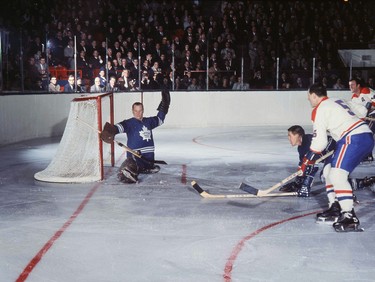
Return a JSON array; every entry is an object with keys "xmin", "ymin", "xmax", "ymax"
[{"xmin": 100, "ymin": 89, "xmax": 170, "ymax": 183}]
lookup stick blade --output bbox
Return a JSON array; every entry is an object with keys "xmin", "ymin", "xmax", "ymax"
[
  {"xmin": 239, "ymin": 182, "xmax": 259, "ymax": 195},
  {"xmin": 191, "ymin": 180, "xmax": 205, "ymax": 194}
]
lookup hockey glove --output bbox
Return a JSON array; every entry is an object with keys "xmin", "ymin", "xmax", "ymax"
[
  {"xmin": 299, "ymin": 151, "xmax": 320, "ymax": 176},
  {"xmin": 100, "ymin": 122, "xmax": 118, "ymax": 143},
  {"xmin": 157, "ymin": 88, "xmax": 171, "ymax": 114}
]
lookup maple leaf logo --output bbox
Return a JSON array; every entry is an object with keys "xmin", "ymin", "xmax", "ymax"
[{"xmin": 139, "ymin": 125, "xmax": 151, "ymax": 141}]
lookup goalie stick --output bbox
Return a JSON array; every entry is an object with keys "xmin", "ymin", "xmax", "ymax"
[
  {"xmin": 75, "ymin": 116, "xmax": 167, "ymax": 165},
  {"xmin": 191, "ymin": 181, "xmax": 297, "ymax": 199},
  {"xmin": 115, "ymin": 142, "xmax": 167, "ymax": 165},
  {"xmin": 239, "ymin": 150, "xmax": 334, "ymax": 196}
]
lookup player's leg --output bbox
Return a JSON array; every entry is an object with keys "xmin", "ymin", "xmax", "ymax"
[
  {"xmin": 316, "ymin": 163, "xmax": 341, "ymax": 223},
  {"xmin": 118, "ymin": 157, "xmax": 139, "ymax": 183},
  {"xmin": 331, "ymin": 133, "xmax": 373, "ymax": 232}
]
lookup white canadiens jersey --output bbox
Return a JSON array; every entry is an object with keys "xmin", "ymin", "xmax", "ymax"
[
  {"xmin": 347, "ymin": 87, "xmax": 372, "ymax": 118},
  {"xmin": 310, "ymin": 97, "xmax": 371, "ymax": 153}
]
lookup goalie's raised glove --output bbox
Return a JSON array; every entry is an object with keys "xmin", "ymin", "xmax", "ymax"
[
  {"xmin": 100, "ymin": 122, "xmax": 118, "ymax": 143},
  {"xmin": 157, "ymin": 88, "xmax": 171, "ymax": 114}
]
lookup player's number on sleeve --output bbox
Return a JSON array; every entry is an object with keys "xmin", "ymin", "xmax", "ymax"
[{"xmin": 335, "ymin": 100, "xmax": 356, "ymax": 116}]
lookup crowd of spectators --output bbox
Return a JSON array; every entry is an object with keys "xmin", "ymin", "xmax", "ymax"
[{"xmin": 1, "ymin": 0, "xmax": 375, "ymax": 92}]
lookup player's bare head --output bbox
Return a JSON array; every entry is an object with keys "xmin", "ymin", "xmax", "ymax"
[
  {"xmin": 132, "ymin": 102, "xmax": 144, "ymax": 120},
  {"xmin": 308, "ymin": 83, "xmax": 327, "ymax": 97},
  {"xmin": 349, "ymin": 78, "xmax": 363, "ymax": 87},
  {"xmin": 132, "ymin": 102, "xmax": 143, "ymax": 110},
  {"xmin": 288, "ymin": 125, "xmax": 305, "ymax": 137},
  {"xmin": 287, "ymin": 125, "xmax": 304, "ymax": 146}
]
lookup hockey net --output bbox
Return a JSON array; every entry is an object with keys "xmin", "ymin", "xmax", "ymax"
[{"xmin": 34, "ymin": 92, "xmax": 114, "ymax": 183}]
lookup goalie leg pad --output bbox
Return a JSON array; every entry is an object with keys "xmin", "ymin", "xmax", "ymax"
[{"xmin": 118, "ymin": 158, "xmax": 139, "ymax": 184}]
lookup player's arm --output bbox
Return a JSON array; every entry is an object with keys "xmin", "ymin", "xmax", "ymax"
[
  {"xmin": 299, "ymin": 118, "xmax": 328, "ymax": 175},
  {"xmin": 157, "ymin": 88, "xmax": 171, "ymax": 115}
]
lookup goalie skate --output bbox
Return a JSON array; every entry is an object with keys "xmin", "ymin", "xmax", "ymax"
[{"xmin": 140, "ymin": 165, "xmax": 160, "ymax": 174}]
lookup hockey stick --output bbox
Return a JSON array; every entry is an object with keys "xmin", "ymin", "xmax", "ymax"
[
  {"xmin": 239, "ymin": 150, "xmax": 334, "ymax": 196},
  {"xmin": 191, "ymin": 181, "xmax": 297, "ymax": 199},
  {"xmin": 74, "ymin": 116, "xmax": 167, "ymax": 165},
  {"xmin": 116, "ymin": 142, "xmax": 167, "ymax": 165}
]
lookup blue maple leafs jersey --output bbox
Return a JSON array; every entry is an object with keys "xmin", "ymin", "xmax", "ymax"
[{"xmin": 115, "ymin": 111, "xmax": 166, "ymax": 168}]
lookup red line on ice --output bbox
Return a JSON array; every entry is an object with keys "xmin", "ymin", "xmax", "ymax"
[
  {"xmin": 16, "ymin": 153, "xmax": 125, "ymax": 281},
  {"xmin": 223, "ymin": 210, "xmax": 320, "ymax": 282}
]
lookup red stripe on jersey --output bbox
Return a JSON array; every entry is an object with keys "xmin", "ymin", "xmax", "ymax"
[
  {"xmin": 311, "ymin": 97, "xmax": 328, "ymax": 122},
  {"xmin": 339, "ymin": 120, "xmax": 365, "ymax": 139}
]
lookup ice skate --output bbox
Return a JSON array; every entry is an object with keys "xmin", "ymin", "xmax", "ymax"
[
  {"xmin": 360, "ymin": 154, "xmax": 373, "ymax": 164},
  {"xmin": 316, "ymin": 201, "xmax": 341, "ymax": 223},
  {"xmin": 333, "ymin": 210, "xmax": 364, "ymax": 232},
  {"xmin": 139, "ymin": 165, "xmax": 160, "ymax": 174}
]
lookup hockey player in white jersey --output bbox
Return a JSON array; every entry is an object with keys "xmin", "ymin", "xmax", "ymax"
[
  {"xmin": 300, "ymin": 83, "xmax": 374, "ymax": 232},
  {"xmin": 347, "ymin": 78, "xmax": 375, "ymax": 162}
]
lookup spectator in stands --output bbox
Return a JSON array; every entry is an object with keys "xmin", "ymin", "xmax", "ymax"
[
  {"xmin": 333, "ymin": 78, "xmax": 346, "ymax": 90},
  {"xmin": 77, "ymin": 50, "xmax": 91, "ymax": 79},
  {"xmin": 130, "ymin": 58, "xmax": 141, "ymax": 81},
  {"xmin": 106, "ymin": 61, "xmax": 117, "ymax": 79},
  {"xmin": 90, "ymin": 77, "xmax": 104, "ymax": 93},
  {"xmin": 187, "ymin": 77, "xmax": 200, "ymax": 91},
  {"xmin": 89, "ymin": 50, "xmax": 104, "ymax": 72},
  {"xmin": 4, "ymin": 0, "xmax": 375, "ymax": 93},
  {"xmin": 140, "ymin": 71, "xmax": 153, "ymax": 90},
  {"xmin": 64, "ymin": 39, "xmax": 74, "ymax": 70},
  {"xmin": 367, "ymin": 77, "xmax": 374, "ymax": 89},
  {"xmin": 36, "ymin": 57, "xmax": 49, "ymax": 90},
  {"xmin": 292, "ymin": 77, "xmax": 306, "ymax": 89},
  {"xmin": 118, "ymin": 69, "xmax": 135, "ymax": 92},
  {"xmin": 48, "ymin": 76, "xmax": 61, "ymax": 93},
  {"xmin": 106, "ymin": 76, "xmax": 119, "ymax": 92},
  {"xmin": 98, "ymin": 68, "xmax": 107, "ymax": 88},
  {"xmin": 232, "ymin": 76, "xmax": 250, "ymax": 90},
  {"xmin": 251, "ymin": 69, "xmax": 266, "ymax": 89},
  {"xmin": 119, "ymin": 58, "xmax": 128, "ymax": 71},
  {"xmin": 279, "ymin": 72, "xmax": 292, "ymax": 89},
  {"xmin": 76, "ymin": 78, "xmax": 86, "ymax": 93},
  {"xmin": 64, "ymin": 75, "xmax": 75, "ymax": 93},
  {"xmin": 24, "ymin": 56, "xmax": 41, "ymax": 90}
]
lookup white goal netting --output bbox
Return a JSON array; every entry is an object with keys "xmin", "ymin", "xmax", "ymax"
[{"xmin": 34, "ymin": 93, "xmax": 114, "ymax": 183}]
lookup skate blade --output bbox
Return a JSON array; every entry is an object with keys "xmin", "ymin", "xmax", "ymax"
[
  {"xmin": 316, "ymin": 217, "xmax": 338, "ymax": 224},
  {"xmin": 334, "ymin": 225, "xmax": 364, "ymax": 232}
]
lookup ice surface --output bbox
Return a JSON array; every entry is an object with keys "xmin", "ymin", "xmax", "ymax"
[{"xmin": 1, "ymin": 126, "xmax": 374, "ymax": 282}]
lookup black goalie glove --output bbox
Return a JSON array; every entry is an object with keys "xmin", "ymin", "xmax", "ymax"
[{"xmin": 157, "ymin": 88, "xmax": 171, "ymax": 114}]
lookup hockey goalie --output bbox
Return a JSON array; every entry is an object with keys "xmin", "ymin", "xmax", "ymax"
[{"xmin": 101, "ymin": 88, "xmax": 170, "ymax": 183}]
